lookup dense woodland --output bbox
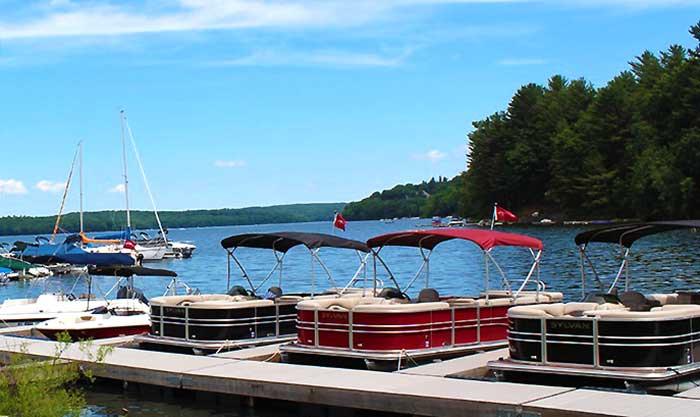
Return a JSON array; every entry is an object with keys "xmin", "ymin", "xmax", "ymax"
[
  {"xmin": 0, "ymin": 203, "xmax": 344, "ymax": 236},
  {"xmin": 342, "ymin": 176, "xmax": 464, "ymax": 220},
  {"xmin": 349, "ymin": 23, "xmax": 700, "ymax": 221},
  {"xmin": 463, "ymin": 23, "xmax": 700, "ymax": 220}
]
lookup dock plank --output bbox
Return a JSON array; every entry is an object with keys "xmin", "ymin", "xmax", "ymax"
[
  {"xmin": 398, "ymin": 348, "xmax": 508, "ymax": 377},
  {"xmin": 527, "ymin": 389, "xmax": 700, "ymax": 417},
  {"xmin": 2, "ymin": 334, "xmax": 700, "ymax": 417},
  {"xmin": 211, "ymin": 343, "xmax": 281, "ymax": 361}
]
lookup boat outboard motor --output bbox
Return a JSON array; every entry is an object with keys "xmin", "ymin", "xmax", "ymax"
[
  {"xmin": 417, "ymin": 288, "xmax": 440, "ymax": 303},
  {"xmin": 116, "ymin": 285, "xmax": 149, "ymax": 304},
  {"xmin": 378, "ymin": 287, "xmax": 406, "ymax": 300},
  {"xmin": 264, "ymin": 286, "xmax": 283, "ymax": 300},
  {"xmin": 227, "ymin": 285, "xmax": 250, "ymax": 297}
]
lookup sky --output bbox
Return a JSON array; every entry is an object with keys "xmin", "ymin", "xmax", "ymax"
[{"xmin": 0, "ymin": 0, "xmax": 699, "ymax": 216}]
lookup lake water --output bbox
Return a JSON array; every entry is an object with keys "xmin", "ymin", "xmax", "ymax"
[{"xmin": 2, "ymin": 219, "xmax": 700, "ymax": 415}]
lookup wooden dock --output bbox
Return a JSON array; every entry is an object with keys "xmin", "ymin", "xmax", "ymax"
[{"xmin": 1, "ymin": 334, "xmax": 700, "ymax": 417}]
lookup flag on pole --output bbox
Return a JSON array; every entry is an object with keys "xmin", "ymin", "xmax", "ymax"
[
  {"xmin": 333, "ymin": 211, "xmax": 347, "ymax": 231},
  {"xmin": 490, "ymin": 203, "xmax": 518, "ymax": 229}
]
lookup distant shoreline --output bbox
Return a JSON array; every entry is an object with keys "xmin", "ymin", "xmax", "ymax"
[{"xmin": 0, "ymin": 202, "xmax": 346, "ymax": 237}]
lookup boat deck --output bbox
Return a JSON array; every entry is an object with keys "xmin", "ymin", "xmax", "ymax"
[{"xmin": 0, "ymin": 334, "xmax": 699, "ymax": 416}]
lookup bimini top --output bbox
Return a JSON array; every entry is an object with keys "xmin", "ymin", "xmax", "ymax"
[
  {"xmin": 366, "ymin": 229, "xmax": 543, "ymax": 251},
  {"xmin": 575, "ymin": 220, "xmax": 700, "ymax": 248},
  {"xmin": 87, "ymin": 265, "xmax": 178, "ymax": 277},
  {"xmin": 220, "ymin": 232, "xmax": 369, "ymax": 253}
]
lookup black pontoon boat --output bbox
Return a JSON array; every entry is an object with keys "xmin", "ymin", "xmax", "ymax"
[
  {"xmin": 136, "ymin": 232, "xmax": 370, "ymax": 354},
  {"xmin": 489, "ymin": 221, "xmax": 700, "ymax": 392}
]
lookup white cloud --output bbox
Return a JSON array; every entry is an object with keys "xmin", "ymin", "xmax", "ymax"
[
  {"xmin": 214, "ymin": 160, "xmax": 246, "ymax": 168},
  {"xmin": 1, "ymin": 0, "xmax": 686, "ymax": 41},
  {"xmin": 109, "ymin": 184, "xmax": 126, "ymax": 193},
  {"xmin": 413, "ymin": 149, "xmax": 447, "ymax": 162},
  {"xmin": 209, "ymin": 49, "xmax": 406, "ymax": 68},
  {"xmin": 497, "ymin": 58, "xmax": 546, "ymax": 66},
  {"xmin": 35, "ymin": 180, "xmax": 67, "ymax": 193},
  {"xmin": 0, "ymin": 179, "xmax": 28, "ymax": 195}
]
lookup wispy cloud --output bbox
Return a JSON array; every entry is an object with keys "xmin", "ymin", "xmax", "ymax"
[
  {"xmin": 0, "ymin": 179, "xmax": 28, "ymax": 195},
  {"xmin": 413, "ymin": 149, "xmax": 447, "ymax": 162},
  {"xmin": 108, "ymin": 184, "xmax": 125, "ymax": 193},
  {"xmin": 35, "ymin": 180, "xmax": 66, "ymax": 193},
  {"xmin": 497, "ymin": 58, "xmax": 546, "ymax": 66},
  {"xmin": 214, "ymin": 160, "xmax": 246, "ymax": 168},
  {"xmin": 208, "ymin": 49, "xmax": 407, "ymax": 68},
  {"xmin": 2, "ymin": 0, "xmax": 689, "ymax": 41}
]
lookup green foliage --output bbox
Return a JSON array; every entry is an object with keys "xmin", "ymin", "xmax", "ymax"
[
  {"xmin": 463, "ymin": 22, "xmax": 700, "ymax": 220},
  {"xmin": 343, "ymin": 176, "xmax": 462, "ymax": 220},
  {"xmin": 0, "ymin": 203, "xmax": 345, "ymax": 236},
  {"xmin": 0, "ymin": 332, "xmax": 112, "ymax": 417}
]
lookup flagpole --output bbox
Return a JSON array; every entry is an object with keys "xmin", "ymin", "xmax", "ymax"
[{"xmin": 490, "ymin": 203, "xmax": 497, "ymax": 230}]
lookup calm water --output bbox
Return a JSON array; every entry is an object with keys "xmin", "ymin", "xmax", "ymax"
[{"xmin": 2, "ymin": 219, "xmax": 700, "ymax": 415}]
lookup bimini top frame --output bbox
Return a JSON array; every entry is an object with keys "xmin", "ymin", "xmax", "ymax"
[
  {"xmin": 366, "ymin": 229, "xmax": 544, "ymax": 300},
  {"xmin": 575, "ymin": 220, "xmax": 700, "ymax": 297},
  {"xmin": 220, "ymin": 232, "xmax": 370, "ymax": 297}
]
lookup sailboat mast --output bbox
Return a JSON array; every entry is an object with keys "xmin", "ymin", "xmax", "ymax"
[
  {"xmin": 124, "ymin": 114, "xmax": 168, "ymax": 244},
  {"xmin": 120, "ymin": 110, "xmax": 132, "ymax": 229},
  {"xmin": 50, "ymin": 142, "xmax": 80, "ymax": 243},
  {"xmin": 79, "ymin": 141, "xmax": 84, "ymax": 233}
]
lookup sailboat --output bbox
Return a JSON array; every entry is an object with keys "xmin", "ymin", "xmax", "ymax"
[
  {"xmin": 15, "ymin": 143, "xmax": 137, "ymax": 267},
  {"xmin": 99, "ymin": 111, "xmax": 195, "ymax": 261}
]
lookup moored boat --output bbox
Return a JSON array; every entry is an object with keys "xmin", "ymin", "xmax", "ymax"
[
  {"xmin": 489, "ymin": 221, "xmax": 700, "ymax": 392},
  {"xmin": 35, "ymin": 265, "xmax": 177, "ymax": 340},
  {"xmin": 136, "ymin": 232, "xmax": 371, "ymax": 354},
  {"xmin": 280, "ymin": 228, "xmax": 563, "ymax": 370}
]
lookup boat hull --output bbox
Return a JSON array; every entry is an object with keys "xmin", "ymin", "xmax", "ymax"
[{"xmin": 38, "ymin": 324, "xmax": 150, "ymax": 341}]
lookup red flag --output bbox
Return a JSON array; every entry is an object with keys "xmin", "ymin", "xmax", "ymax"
[
  {"xmin": 333, "ymin": 212, "xmax": 347, "ymax": 231},
  {"xmin": 495, "ymin": 206, "xmax": 519, "ymax": 222}
]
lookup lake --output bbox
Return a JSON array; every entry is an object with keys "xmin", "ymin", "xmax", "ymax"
[{"xmin": 2, "ymin": 219, "xmax": 699, "ymax": 415}]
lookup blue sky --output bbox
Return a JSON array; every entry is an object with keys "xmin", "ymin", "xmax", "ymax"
[{"xmin": 0, "ymin": 0, "xmax": 699, "ymax": 216}]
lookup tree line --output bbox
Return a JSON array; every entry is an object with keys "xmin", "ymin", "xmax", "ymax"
[
  {"xmin": 0, "ymin": 203, "xmax": 345, "ymax": 236},
  {"xmin": 343, "ymin": 176, "xmax": 463, "ymax": 219},
  {"xmin": 462, "ymin": 23, "xmax": 700, "ymax": 220}
]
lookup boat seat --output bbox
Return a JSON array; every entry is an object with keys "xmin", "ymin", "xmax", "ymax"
[
  {"xmin": 446, "ymin": 298, "xmax": 477, "ymax": 305},
  {"xmin": 509, "ymin": 302, "xmax": 626, "ymax": 318},
  {"xmin": 353, "ymin": 302, "xmax": 451, "ymax": 313},
  {"xmin": 478, "ymin": 298, "xmax": 514, "ymax": 307},
  {"xmin": 586, "ymin": 304, "xmax": 700, "ymax": 319},
  {"xmin": 647, "ymin": 293, "xmax": 680, "ymax": 305},
  {"xmin": 620, "ymin": 291, "xmax": 661, "ymax": 312},
  {"xmin": 418, "ymin": 288, "xmax": 440, "ymax": 303}
]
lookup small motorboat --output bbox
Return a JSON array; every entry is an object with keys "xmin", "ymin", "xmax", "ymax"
[
  {"xmin": 0, "ymin": 269, "xmax": 109, "ymax": 327},
  {"xmin": 489, "ymin": 220, "xmax": 700, "ymax": 392},
  {"xmin": 280, "ymin": 228, "xmax": 563, "ymax": 370},
  {"xmin": 136, "ymin": 232, "xmax": 372, "ymax": 354},
  {"xmin": 35, "ymin": 265, "xmax": 177, "ymax": 341}
]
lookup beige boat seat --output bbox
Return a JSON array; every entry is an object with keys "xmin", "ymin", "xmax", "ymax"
[
  {"xmin": 585, "ymin": 304, "xmax": 700, "ymax": 319},
  {"xmin": 150, "ymin": 294, "xmax": 273, "ymax": 309},
  {"xmin": 509, "ymin": 302, "xmax": 627, "ymax": 318},
  {"xmin": 647, "ymin": 293, "xmax": 680, "ymax": 305}
]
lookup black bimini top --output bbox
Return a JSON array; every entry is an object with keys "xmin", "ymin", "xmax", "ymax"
[
  {"xmin": 220, "ymin": 232, "xmax": 369, "ymax": 253},
  {"xmin": 87, "ymin": 265, "xmax": 178, "ymax": 277},
  {"xmin": 575, "ymin": 220, "xmax": 700, "ymax": 248}
]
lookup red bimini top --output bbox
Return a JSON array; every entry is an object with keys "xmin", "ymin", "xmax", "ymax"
[{"xmin": 366, "ymin": 229, "xmax": 543, "ymax": 251}]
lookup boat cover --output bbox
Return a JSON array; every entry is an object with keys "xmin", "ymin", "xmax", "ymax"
[
  {"xmin": 574, "ymin": 220, "xmax": 700, "ymax": 248},
  {"xmin": 88, "ymin": 265, "xmax": 177, "ymax": 277},
  {"xmin": 367, "ymin": 229, "xmax": 543, "ymax": 251},
  {"xmin": 221, "ymin": 232, "xmax": 369, "ymax": 252},
  {"xmin": 16, "ymin": 235, "xmax": 135, "ymax": 266}
]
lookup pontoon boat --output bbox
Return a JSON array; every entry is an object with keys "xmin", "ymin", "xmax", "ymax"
[
  {"xmin": 280, "ymin": 229, "xmax": 562, "ymax": 370},
  {"xmin": 489, "ymin": 221, "xmax": 700, "ymax": 392}
]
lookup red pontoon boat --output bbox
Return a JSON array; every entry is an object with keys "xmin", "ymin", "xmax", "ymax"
[{"xmin": 280, "ymin": 229, "xmax": 563, "ymax": 370}]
